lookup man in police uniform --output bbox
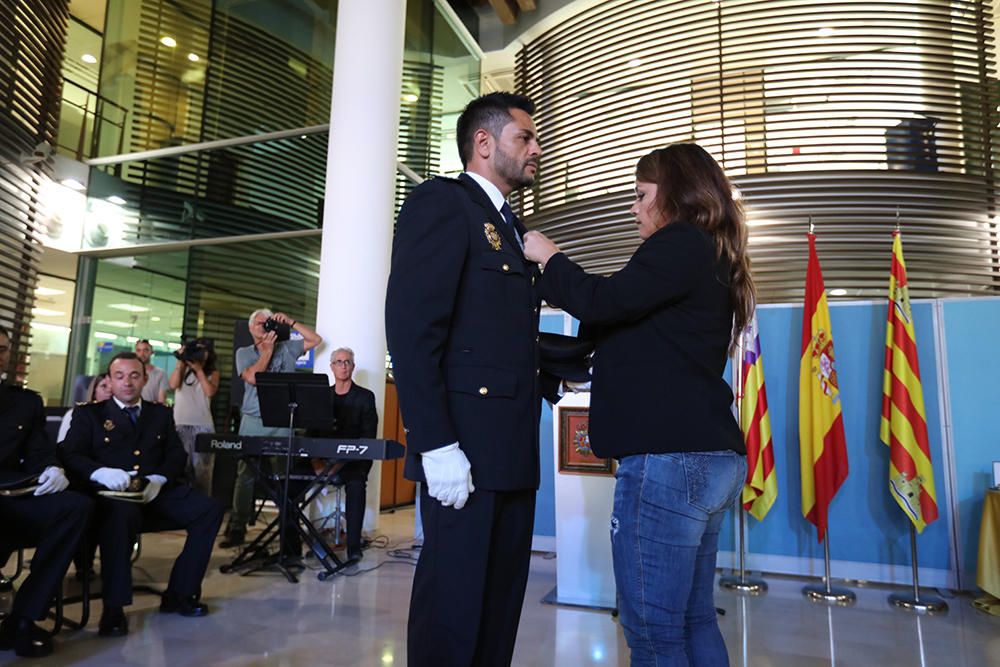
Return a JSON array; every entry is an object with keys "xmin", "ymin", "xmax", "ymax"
[
  {"xmin": 385, "ymin": 92, "xmax": 543, "ymax": 667},
  {"xmin": 62, "ymin": 352, "xmax": 224, "ymax": 638},
  {"xmin": 0, "ymin": 326, "xmax": 92, "ymax": 658}
]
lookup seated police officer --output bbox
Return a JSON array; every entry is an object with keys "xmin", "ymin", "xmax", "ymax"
[
  {"xmin": 310, "ymin": 347, "xmax": 378, "ymax": 561},
  {"xmin": 61, "ymin": 352, "xmax": 224, "ymax": 638},
  {"xmin": 0, "ymin": 325, "xmax": 92, "ymax": 658}
]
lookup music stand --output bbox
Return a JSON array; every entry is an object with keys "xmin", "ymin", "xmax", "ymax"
[{"xmin": 255, "ymin": 372, "xmax": 330, "ymax": 582}]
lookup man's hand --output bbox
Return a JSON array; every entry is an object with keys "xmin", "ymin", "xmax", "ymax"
[
  {"xmin": 143, "ymin": 475, "xmax": 167, "ymax": 504},
  {"xmin": 90, "ymin": 467, "xmax": 132, "ymax": 491},
  {"xmin": 421, "ymin": 443, "xmax": 474, "ymax": 509},
  {"xmin": 258, "ymin": 330, "xmax": 277, "ymax": 353},
  {"xmin": 523, "ymin": 231, "xmax": 561, "ymax": 267},
  {"xmin": 34, "ymin": 466, "xmax": 69, "ymax": 495},
  {"xmin": 272, "ymin": 312, "xmax": 294, "ymax": 326}
]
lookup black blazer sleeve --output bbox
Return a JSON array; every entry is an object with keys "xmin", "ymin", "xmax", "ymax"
[
  {"xmin": 23, "ymin": 391, "xmax": 57, "ymax": 473},
  {"xmin": 385, "ymin": 181, "xmax": 468, "ymax": 453},
  {"xmin": 359, "ymin": 388, "xmax": 378, "ymax": 439},
  {"xmin": 60, "ymin": 407, "xmax": 100, "ymax": 481},
  {"xmin": 540, "ymin": 222, "xmax": 712, "ymax": 326},
  {"xmin": 151, "ymin": 409, "xmax": 187, "ymax": 483}
]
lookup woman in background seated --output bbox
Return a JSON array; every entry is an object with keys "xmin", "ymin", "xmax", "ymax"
[
  {"xmin": 57, "ymin": 373, "xmax": 111, "ymax": 443},
  {"xmin": 523, "ymin": 143, "xmax": 754, "ymax": 667},
  {"xmin": 169, "ymin": 340, "xmax": 219, "ymax": 496}
]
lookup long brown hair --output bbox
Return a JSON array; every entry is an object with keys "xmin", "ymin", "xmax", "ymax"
[{"xmin": 635, "ymin": 143, "xmax": 755, "ymax": 348}]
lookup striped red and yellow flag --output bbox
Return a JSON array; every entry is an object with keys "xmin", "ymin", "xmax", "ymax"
[
  {"xmin": 880, "ymin": 231, "xmax": 938, "ymax": 532},
  {"xmin": 799, "ymin": 232, "xmax": 849, "ymax": 542},
  {"xmin": 740, "ymin": 313, "xmax": 778, "ymax": 521}
]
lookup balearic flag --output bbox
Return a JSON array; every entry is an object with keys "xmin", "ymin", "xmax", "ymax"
[
  {"xmin": 880, "ymin": 231, "xmax": 938, "ymax": 532},
  {"xmin": 799, "ymin": 232, "xmax": 849, "ymax": 542},
  {"xmin": 740, "ymin": 313, "xmax": 777, "ymax": 521}
]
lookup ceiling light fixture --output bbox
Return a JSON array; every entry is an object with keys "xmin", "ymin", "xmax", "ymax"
[
  {"xmin": 107, "ymin": 195, "xmax": 127, "ymax": 205},
  {"xmin": 627, "ymin": 58, "xmax": 642, "ymax": 68},
  {"xmin": 817, "ymin": 27, "xmax": 835, "ymax": 37},
  {"xmin": 108, "ymin": 303, "xmax": 149, "ymax": 313},
  {"xmin": 401, "ymin": 93, "xmax": 419, "ymax": 103},
  {"xmin": 188, "ymin": 53, "xmax": 200, "ymax": 62},
  {"xmin": 829, "ymin": 288, "xmax": 847, "ymax": 296},
  {"xmin": 160, "ymin": 36, "xmax": 177, "ymax": 47},
  {"xmin": 82, "ymin": 53, "xmax": 98, "ymax": 64}
]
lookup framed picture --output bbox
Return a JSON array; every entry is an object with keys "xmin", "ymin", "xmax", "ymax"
[{"xmin": 558, "ymin": 406, "xmax": 613, "ymax": 475}]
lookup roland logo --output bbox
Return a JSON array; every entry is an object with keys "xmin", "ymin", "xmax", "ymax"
[
  {"xmin": 336, "ymin": 443, "xmax": 369, "ymax": 456},
  {"xmin": 210, "ymin": 438, "xmax": 242, "ymax": 451}
]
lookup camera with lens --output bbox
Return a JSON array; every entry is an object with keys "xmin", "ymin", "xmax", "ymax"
[
  {"xmin": 173, "ymin": 337, "xmax": 214, "ymax": 364},
  {"xmin": 263, "ymin": 317, "xmax": 291, "ymax": 341}
]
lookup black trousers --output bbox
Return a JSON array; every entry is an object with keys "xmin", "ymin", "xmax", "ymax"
[
  {"xmin": 408, "ymin": 486, "xmax": 535, "ymax": 667},
  {"xmin": 0, "ymin": 490, "xmax": 93, "ymax": 620},
  {"xmin": 339, "ymin": 459, "xmax": 372, "ymax": 552},
  {"xmin": 95, "ymin": 484, "xmax": 224, "ymax": 607}
]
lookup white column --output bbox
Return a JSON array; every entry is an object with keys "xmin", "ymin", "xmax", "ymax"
[{"xmin": 314, "ymin": 0, "xmax": 407, "ymax": 532}]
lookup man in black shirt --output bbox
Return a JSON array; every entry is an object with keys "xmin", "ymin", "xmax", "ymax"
[{"xmin": 313, "ymin": 347, "xmax": 377, "ymax": 561}]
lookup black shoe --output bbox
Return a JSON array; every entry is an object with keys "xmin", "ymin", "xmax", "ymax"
[
  {"xmin": 159, "ymin": 591, "xmax": 209, "ymax": 617},
  {"xmin": 219, "ymin": 530, "xmax": 245, "ymax": 548},
  {"xmin": 0, "ymin": 616, "xmax": 53, "ymax": 658},
  {"xmin": 0, "ymin": 577, "xmax": 12, "ymax": 593},
  {"xmin": 347, "ymin": 547, "xmax": 364, "ymax": 562},
  {"xmin": 98, "ymin": 606, "xmax": 128, "ymax": 637}
]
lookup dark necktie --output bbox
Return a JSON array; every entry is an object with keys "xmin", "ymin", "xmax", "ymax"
[
  {"xmin": 500, "ymin": 202, "xmax": 524, "ymax": 250},
  {"xmin": 124, "ymin": 405, "xmax": 139, "ymax": 426}
]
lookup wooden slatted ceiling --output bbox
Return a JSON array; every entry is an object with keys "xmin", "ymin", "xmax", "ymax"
[
  {"xmin": 514, "ymin": 0, "xmax": 1000, "ymax": 302},
  {"xmin": 0, "ymin": 0, "xmax": 68, "ymax": 382}
]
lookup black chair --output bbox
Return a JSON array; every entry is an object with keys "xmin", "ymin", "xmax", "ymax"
[{"xmin": 0, "ymin": 543, "xmax": 71, "ymax": 634}]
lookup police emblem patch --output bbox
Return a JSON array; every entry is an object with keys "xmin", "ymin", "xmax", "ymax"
[{"xmin": 484, "ymin": 222, "xmax": 502, "ymax": 251}]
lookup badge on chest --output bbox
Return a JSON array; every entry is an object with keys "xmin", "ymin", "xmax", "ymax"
[{"xmin": 484, "ymin": 222, "xmax": 502, "ymax": 251}]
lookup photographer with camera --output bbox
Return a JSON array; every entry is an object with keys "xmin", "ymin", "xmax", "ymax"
[
  {"xmin": 169, "ymin": 339, "xmax": 219, "ymax": 495},
  {"xmin": 220, "ymin": 309, "xmax": 321, "ymax": 548}
]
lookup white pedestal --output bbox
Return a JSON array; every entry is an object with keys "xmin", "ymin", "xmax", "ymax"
[{"xmin": 550, "ymin": 393, "xmax": 616, "ymax": 610}]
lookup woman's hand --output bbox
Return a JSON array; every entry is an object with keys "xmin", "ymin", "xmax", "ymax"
[{"xmin": 523, "ymin": 231, "xmax": 560, "ymax": 267}]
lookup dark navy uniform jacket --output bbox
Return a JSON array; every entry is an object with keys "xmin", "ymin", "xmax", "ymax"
[
  {"xmin": 61, "ymin": 400, "xmax": 187, "ymax": 485},
  {"xmin": 385, "ymin": 174, "xmax": 542, "ymax": 491},
  {"xmin": 0, "ymin": 384, "xmax": 56, "ymax": 474}
]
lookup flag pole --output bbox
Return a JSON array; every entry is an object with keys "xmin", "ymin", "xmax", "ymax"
[
  {"xmin": 802, "ymin": 531, "xmax": 856, "ymax": 605},
  {"xmin": 720, "ymin": 330, "xmax": 767, "ymax": 595},
  {"xmin": 888, "ymin": 522, "xmax": 948, "ymax": 613}
]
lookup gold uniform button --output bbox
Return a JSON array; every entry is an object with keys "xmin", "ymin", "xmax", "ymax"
[
  {"xmin": 133, "ymin": 450, "xmax": 141, "ymax": 456},
  {"xmin": 478, "ymin": 386, "xmax": 489, "ymax": 396},
  {"xmin": 17, "ymin": 424, "xmax": 23, "ymax": 430},
  {"xmin": 531, "ymin": 276, "xmax": 536, "ymax": 285},
  {"xmin": 132, "ymin": 464, "xmax": 140, "ymax": 471},
  {"xmin": 502, "ymin": 263, "xmax": 510, "ymax": 272},
  {"xmin": 104, "ymin": 437, "xmax": 110, "ymax": 443},
  {"xmin": 536, "ymin": 369, "xmax": 541, "ymax": 376}
]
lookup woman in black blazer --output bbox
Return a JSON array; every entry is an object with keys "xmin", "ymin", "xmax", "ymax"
[{"xmin": 524, "ymin": 143, "xmax": 755, "ymax": 667}]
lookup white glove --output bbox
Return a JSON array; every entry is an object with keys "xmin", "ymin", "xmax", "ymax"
[
  {"xmin": 142, "ymin": 475, "xmax": 167, "ymax": 504},
  {"xmin": 34, "ymin": 466, "xmax": 69, "ymax": 495},
  {"xmin": 421, "ymin": 443, "xmax": 474, "ymax": 510},
  {"xmin": 90, "ymin": 467, "xmax": 132, "ymax": 491}
]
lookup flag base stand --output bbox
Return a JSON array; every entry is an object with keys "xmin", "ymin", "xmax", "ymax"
[
  {"xmin": 719, "ymin": 507, "xmax": 768, "ymax": 595},
  {"xmin": 720, "ymin": 575, "xmax": 768, "ymax": 595},
  {"xmin": 887, "ymin": 523, "xmax": 948, "ymax": 614},
  {"xmin": 802, "ymin": 535, "xmax": 855, "ymax": 606},
  {"xmin": 888, "ymin": 592, "xmax": 947, "ymax": 614},
  {"xmin": 803, "ymin": 582, "xmax": 856, "ymax": 606}
]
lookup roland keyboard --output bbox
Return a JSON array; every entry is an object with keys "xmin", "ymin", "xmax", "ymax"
[{"xmin": 194, "ymin": 433, "xmax": 405, "ymax": 461}]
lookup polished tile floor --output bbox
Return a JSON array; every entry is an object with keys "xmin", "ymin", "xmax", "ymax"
[{"xmin": 2, "ymin": 507, "xmax": 998, "ymax": 666}]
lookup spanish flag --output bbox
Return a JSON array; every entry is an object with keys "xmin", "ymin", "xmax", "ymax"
[
  {"xmin": 880, "ymin": 231, "xmax": 938, "ymax": 532},
  {"xmin": 740, "ymin": 313, "xmax": 777, "ymax": 521},
  {"xmin": 799, "ymin": 232, "xmax": 849, "ymax": 542}
]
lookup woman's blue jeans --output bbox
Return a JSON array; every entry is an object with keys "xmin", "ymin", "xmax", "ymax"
[{"xmin": 611, "ymin": 451, "xmax": 747, "ymax": 666}]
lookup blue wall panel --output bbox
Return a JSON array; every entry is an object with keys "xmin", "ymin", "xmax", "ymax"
[
  {"xmin": 941, "ymin": 298, "xmax": 1000, "ymax": 584},
  {"xmin": 740, "ymin": 302, "xmax": 952, "ymax": 571}
]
